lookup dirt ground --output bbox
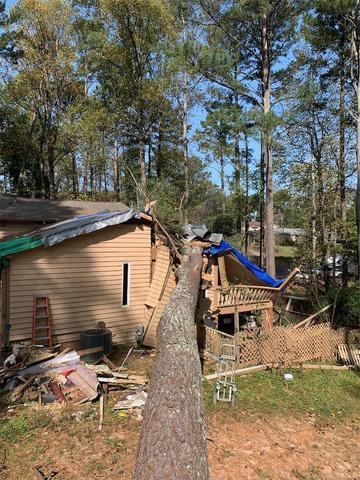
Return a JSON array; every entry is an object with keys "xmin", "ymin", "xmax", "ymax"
[
  {"xmin": 1, "ymin": 406, "xmax": 359, "ymax": 480},
  {"xmin": 1, "ymin": 350, "xmax": 359, "ymax": 480}
]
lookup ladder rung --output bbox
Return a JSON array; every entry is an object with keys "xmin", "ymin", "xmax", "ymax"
[
  {"xmin": 35, "ymin": 326, "xmax": 49, "ymax": 330},
  {"xmin": 34, "ymin": 336, "xmax": 51, "ymax": 341},
  {"xmin": 35, "ymin": 304, "xmax": 47, "ymax": 308},
  {"xmin": 35, "ymin": 315, "xmax": 49, "ymax": 320}
]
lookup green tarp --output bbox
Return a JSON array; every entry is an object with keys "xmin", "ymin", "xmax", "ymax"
[{"xmin": 0, "ymin": 235, "xmax": 43, "ymax": 267}]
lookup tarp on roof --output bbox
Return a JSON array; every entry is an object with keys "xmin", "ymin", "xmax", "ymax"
[
  {"xmin": 0, "ymin": 235, "xmax": 42, "ymax": 267},
  {"xmin": 0, "ymin": 208, "xmax": 146, "ymax": 265},
  {"xmin": 205, "ymin": 240, "xmax": 284, "ymax": 288},
  {"xmin": 41, "ymin": 208, "xmax": 140, "ymax": 247}
]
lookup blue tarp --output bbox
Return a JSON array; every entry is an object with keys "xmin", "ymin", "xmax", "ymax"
[{"xmin": 205, "ymin": 240, "xmax": 284, "ymax": 288}]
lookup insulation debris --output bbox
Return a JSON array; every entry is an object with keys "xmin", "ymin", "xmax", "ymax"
[{"xmin": 113, "ymin": 391, "xmax": 147, "ymax": 410}]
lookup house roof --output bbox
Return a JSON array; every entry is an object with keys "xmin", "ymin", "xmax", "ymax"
[
  {"xmin": 0, "ymin": 208, "xmax": 152, "ymax": 265},
  {"xmin": 0, "ymin": 197, "xmax": 129, "ymax": 223},
  {"xmin": 275, "ymin": 227, "xmax": 305, "ymax": 236}
]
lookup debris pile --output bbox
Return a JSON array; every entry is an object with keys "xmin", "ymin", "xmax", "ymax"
[{"xmin": 1, "ymin": 344, "xmax": 149, "ymax": 410}]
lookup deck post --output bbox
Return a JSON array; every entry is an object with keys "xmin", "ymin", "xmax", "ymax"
[
  {"xmin": 234, "ymin": 310, "xmax": 240, "ymax": 333},
  {"xmin": 265, "ymin": 302, "xmax": 273, "ymax": 329}
]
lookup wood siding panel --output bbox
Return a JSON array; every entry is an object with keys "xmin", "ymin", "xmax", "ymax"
[
  {"xmin": 143, "ymin": 265, "xmax": 176, "ymax": 348},
  {"xmin": 145, "ymin": 245, "xmax": 171, "ymax": 308},
  {"xmin": 8, "ymin": 223, "xmax": 152, "ymax": 345}
]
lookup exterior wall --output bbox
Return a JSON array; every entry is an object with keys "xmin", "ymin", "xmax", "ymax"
[
  {"xmin": 143, "ymin": 245, "xmax": 176, "ymax": 347},
  {"xmin": 7, "ymin": 222, "xmax": 152, "ymax": 345},
  {"xmin": 0, "ymin": 221, "xmax": 40, "ymax": 240}
]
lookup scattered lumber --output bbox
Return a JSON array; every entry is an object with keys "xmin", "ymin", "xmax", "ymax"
[
  {"xmin": 98, "ymin": 375, "xmax": 147, "ymax": 385},
  {"xmin": 204, "ymin": 364, "xmax": 267, "ymax": 381},
  {"xmin": 293, "ymin": 304, "xmax": 331, "ymax": 329},
  {"xmin": 337, "ymin": 344, "xmax": 360, "ymax": 366},
  {"xmin": 77, "ymin": 346, "xmax": 104, "ymax": 356},
  {"xmin": 300, "ymin": 364, "xmax": 351, "ymax": 370}
]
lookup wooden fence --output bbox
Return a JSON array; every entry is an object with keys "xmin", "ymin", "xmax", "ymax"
[{"xmin": 201, "ymin": 323, "xmax": 360, "ymax": 368}]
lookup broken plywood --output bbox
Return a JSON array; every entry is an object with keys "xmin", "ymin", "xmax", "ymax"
[{"xmin": 145, "ymin": 245, "xmax": 172, "ymax": 308}]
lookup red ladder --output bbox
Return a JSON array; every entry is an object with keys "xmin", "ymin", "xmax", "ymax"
[{"xmin": 32, "ymin": 295, "xmax": 53, "ymax": 347}]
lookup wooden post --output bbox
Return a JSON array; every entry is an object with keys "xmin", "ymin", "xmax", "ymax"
[
  {"xmin": 266, "ymin": 303, "xmax": 273, "ymax": 329},
  {"xmin": 134, "ymin": 248, "xmax": 209, "ymax": 480},
  {"xmin": 234, "ymin": 310, "xmax": 240, "ymax": 333}
]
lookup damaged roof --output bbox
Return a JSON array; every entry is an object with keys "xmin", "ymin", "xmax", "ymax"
[
  {"xmin": 0, "ymin": 196, "xmax": 129, "ymax": 222},
  {"xmin": 0, "ymin": 208, "xmax": 152, "ymax": 264}
]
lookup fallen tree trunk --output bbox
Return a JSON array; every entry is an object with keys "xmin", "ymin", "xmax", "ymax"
[{"xmin": 134, "ymin": 248, "xmax": 209, "ymax": 480}]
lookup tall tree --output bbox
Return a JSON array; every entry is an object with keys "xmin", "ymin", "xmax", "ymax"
[
  {"xmin": 5, "ymin": 0, "xmax": 81, "ymax": 198},
  {"xmin": 198, "ymin": 0, "xmax": 303, "ymax": 276}
]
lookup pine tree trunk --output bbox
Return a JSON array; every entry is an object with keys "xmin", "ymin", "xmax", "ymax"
[
  {"xmin": 245, "ymin": 132, "xmax": 250, "ymax": 254},
  {"xmin": 182, "ymin": 71, "xmax": 190, "ymax": 224},
  {"xmin": 72, "ymin": 153, "xmax": 78, "ymax": 198},
  {"xmin": 139, "ymin": 132, "xmax": 146, "ymax": 197},
  {"xmin": 311, "ymin": 160, "xmax": 318, "ymax": 290},
  {"xmin": 350, "ymin": 0, "xmax": 360, "ymax": 285},
  {"xmin": 356, "ymin": 96, "xmax": 360, "ymax": 285},
  {"xmin": 220, "ymin": 151, "xmax": 225, "ymax": 214},
  {"xmin": 259, "ymin": 138, "xmax": 265, "ymax": 269},
  {"xmin": 134, "ymin": 249, "xmax": 209, "ymax": 480},
  {"xmin": 113, "ymin": 140, "xmax": 120, "ymax": 200},
  {"xmin": 339, "ymin": 46, "xmax": 348, "ymax": 286},
  {"xmin": 262, "ymin": 13, "xmax": 276, "ymax": 278}
]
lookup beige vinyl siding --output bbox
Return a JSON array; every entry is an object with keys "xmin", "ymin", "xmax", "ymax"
[
  {"xmin": 143, "ymin": 261, "xmax": 176, "ymax": 348},
  {"xmin": 145, "ymin": 245, "xmax": 171, "ymax": 308},
  {"xmin": 0, "ymin": 221, "xmax": 39, "ymax": 239},
  {"xmin": 8, "ymin": 223, "xmax": 151, "ymax": 345}
]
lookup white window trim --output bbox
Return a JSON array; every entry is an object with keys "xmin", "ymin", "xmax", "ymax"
[{"xmin": 121, "ymin": 262, "xmax": 131, "ymax": 307}]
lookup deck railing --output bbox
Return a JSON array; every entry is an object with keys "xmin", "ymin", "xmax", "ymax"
[{"xmin": 217, "ymin": 285, "xmax": 278, "ymax": 307}]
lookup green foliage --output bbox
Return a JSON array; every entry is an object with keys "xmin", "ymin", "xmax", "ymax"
[{"xmin": 332, "ymin": 287, "xmax": 360, "ymax": 328}]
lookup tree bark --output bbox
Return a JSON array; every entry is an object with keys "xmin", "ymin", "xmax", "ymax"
[
  {"xmin": 350, "ymin": 0, "xmax": 360, "ymax": 285},
  {"xmin": 262, "ymin": 13, "xmax": 276, "ymax": 278},
  {"xmin": 182, "ymin": 70, "xmax": 190, "ymax": 224},
  {"xmin": 259, "ymin": 138, "xmax": 265, "ymax": 269},
  {"xmin": 311, "ymin": 159, "xmax": 318, "ymax": 290},
  {"xmin": 139, "ymin": 131, "xmax": 147, "ymax": 198},
  {"xmin": 113, "ymin": 140, "xmax": 120, "ymax": 200},
  {"xmin": 72, "ymin": 153, "xmax": 78, "ymax": 198},
  {"xmin": 338, "ymin": 45, "xmax": 348, "ymax": 286},
  {"xmin": 244, "ymin": 132, "xmax": 250, "ymax": 254},
  {"xmin": 134, "ymin": 249, "xmax": 209, "ymax": 480}
]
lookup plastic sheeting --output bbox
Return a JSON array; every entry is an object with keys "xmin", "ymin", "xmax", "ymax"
[
  {"xmin": 0, "ymin": 208, "xmax": 143, "ymax": 264},
  {"xmin": 41, "ymin": 208, "xmax": 140, "ymax": 247},
  {"xmin": 0, "ymin": 235, "xmax": 42, "ymax": 266},
  {"xmin": 205, "ymin": 240, "xmax": 284, "ymax": 288}
]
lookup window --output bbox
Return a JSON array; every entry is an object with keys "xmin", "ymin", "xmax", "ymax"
[{"xmin": 121, "ymin": 263, "xmax": 130, "ymax": 307}]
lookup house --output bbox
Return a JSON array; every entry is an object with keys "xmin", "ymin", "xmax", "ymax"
[
  {"xmin": 0, "ymin": 203, "xmax": 298, "ymax": 350},
  {"xmin": 0, "ymin": 196, "xmax": 127, "ymax": 239},
  {"xmin": 0, "ymin": 206, "xmax": 178, "ymax": 348}
]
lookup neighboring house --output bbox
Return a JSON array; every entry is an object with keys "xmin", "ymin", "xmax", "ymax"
[
  {"xmin": 0, "ymin": 206, "xmax": 176, "ymax": 348},
  {"xmin": 274, "ymin": 227, "xmax": 305, "ymax": 244},
  {"xmin": 0, "ymin": 196, "xmax": 127, "ymax": 239}
]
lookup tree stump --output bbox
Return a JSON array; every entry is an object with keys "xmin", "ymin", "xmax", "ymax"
[{"xmin": 134, "ymin": 249, "xmax": 209, "ymax": 480}]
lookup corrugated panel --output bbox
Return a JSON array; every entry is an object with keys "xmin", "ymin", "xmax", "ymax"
[
  {"xmin": 8, "ymin": 223, "xmax": 152, "ymax": 345},
  {"xmin": 145, "ymin": 245, "xmax": 171, "ymax": 308}
]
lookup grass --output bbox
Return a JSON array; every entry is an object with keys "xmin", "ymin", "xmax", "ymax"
[{"xmin": 204, "ymin": 369, "xmax": 360, "ymax": 421}]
